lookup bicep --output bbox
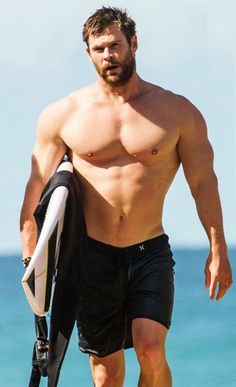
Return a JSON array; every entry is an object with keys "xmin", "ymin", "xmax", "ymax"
[
  {"xmin": 177, "ymin": 107, "xmax": 216, "ymax": 191},
  {"xmin": 30, "ymin": 104, "xmax": 67, "ymax": 185}
]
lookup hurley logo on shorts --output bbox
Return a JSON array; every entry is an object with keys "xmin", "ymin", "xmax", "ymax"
[{"xmin": 139, "ymin": 245, "xmax": 145, "ymax": 251}]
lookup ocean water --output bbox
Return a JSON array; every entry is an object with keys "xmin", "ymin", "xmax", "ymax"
[{"xmin": 0, "ymin": 248, "xmax": 236, "ymax": 387}]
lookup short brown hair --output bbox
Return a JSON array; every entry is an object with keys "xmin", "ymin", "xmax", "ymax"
[{"xmin": 82, "ymin": 6, "xmax": 136, "ymax": 46}]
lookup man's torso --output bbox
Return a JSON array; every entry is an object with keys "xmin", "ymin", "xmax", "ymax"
[{"xmin": 59, "ymin": 83, "xmax": 183, "ymax": 246}]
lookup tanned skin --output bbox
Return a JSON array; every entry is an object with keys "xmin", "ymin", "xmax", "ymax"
[{"xmin": 20, "ymin": 23, "xmax": 232, "ymax": 387}]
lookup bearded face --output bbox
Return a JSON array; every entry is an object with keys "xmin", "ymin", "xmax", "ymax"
[
  {"xmin": 88, "ymin": 24, "xmax": 137, "ymax": 88},
  {"xmin": 93, "ymin": 48, "xmax": 136, "ymax": 87}
]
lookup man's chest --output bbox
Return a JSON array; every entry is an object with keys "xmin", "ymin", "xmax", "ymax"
[{"xmin": 62, "ymin": 103, "xmax": 180, "ymax": 161}]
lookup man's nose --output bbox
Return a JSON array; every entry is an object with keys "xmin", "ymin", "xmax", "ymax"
[{"xmin": 103, "ymin": 47, "xmax": 113, "ymax": 60}]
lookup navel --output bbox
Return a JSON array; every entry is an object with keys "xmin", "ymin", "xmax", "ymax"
[
  {"xmin": 151, "ymin": 148, "xmax": 158, "ymax": 155},
  {"xmin": 87, "ymin": 152, "xmax": 94, "ymax": 158}
]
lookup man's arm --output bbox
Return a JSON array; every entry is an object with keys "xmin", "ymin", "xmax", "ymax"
[
  {"xmin": 20, "ymin": 101, "xmax": 68, "ymax": 260},
  {"xmin": 177, "ymin": 98, "xmax": 232, "ymax": 300}
]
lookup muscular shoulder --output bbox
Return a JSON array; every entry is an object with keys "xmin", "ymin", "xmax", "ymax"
[
  {"xmin": 157, "ymin": 87, "xmax": 207, "ymax": 134},
  {"xmin": 36, "ymin": 85, "xmax": 98, "ymax": 140},
  {"xmin": 36, "ymin": 96, "xmax": 76, "ymax": 137},
  {"xmin": 176, "ymin": 94, "xmax": 206, "ymax": 129},
  {"xmin": 171, "ymin": 91, "xmax": 205, "ymax": 128}
]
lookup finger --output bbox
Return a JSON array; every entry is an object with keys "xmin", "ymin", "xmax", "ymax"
[
  {"xmin": 216, "ymin": 282, "xmax": 227, "ymax": 300},
  {"xmin": 209, "ymin": 277, "xmax": 217, "ymax": 299},
  {"xmin": 217, "ymin": 276, "xmax": 233, "ymax": 300},
  {"xmin": 228, "ymin": 274, "xmax": 233, "ymax": 289},
  {"xmin": 204, "ymin": 267, "xmax": 211, "ymax": 289}
]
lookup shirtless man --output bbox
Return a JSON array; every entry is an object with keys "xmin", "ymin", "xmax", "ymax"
[{"xmin": 20, "ymin": 7, "xmax": 232, "ymax": 387}]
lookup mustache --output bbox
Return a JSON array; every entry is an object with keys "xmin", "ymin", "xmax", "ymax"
[{"xmin": 102, "ymin": 61, "xmax": 120, "ymax": 70}]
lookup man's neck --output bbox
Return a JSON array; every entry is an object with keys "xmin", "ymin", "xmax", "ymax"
[{"xmin": 96, "ymin": 73, "xmax": 145, "ymax": 103}]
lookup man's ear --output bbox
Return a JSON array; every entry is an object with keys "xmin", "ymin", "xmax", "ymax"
[
  {"xmin": 86, "ymin": 47, "xmax": 90, "ymax": 56},
  {"xmin": 86, "ymin": 47, "xmax": 93, "ymax": 62},
  {"xmin": 131, "ymin": 35, "xmax": 138, "ymax": 53}
]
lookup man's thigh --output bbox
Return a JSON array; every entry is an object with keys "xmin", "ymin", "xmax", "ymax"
[{"xmin": 132, "ymin": 318, "xmax": 169, "ymax": 354}]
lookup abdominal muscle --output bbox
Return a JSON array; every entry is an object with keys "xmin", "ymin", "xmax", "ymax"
[{"xmin": 73, "ymin": 153, "xmax": 178, "ymax": 247}]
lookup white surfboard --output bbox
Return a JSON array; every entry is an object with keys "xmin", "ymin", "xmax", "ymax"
[{"xmin": 22, "ymin": 160, "xmax": 73, "ymax": 317}]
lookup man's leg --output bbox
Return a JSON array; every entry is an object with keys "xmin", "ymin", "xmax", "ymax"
[
  {"xmin": 89, "ymin": 349, "xmax": 125, "ymax": 387},
  {"xmin": 132, "ymin": 318, "xmax": 172, "ymax": 387}
]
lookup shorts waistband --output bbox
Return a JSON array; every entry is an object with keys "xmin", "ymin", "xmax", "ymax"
[{"xmin": 87, "ymin": 234, "xmax": 170, "ymax": 258}]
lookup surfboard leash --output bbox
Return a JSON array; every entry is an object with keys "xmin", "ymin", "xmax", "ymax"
[{"xmin": 23, "ymin": 258, "xmax": 49, "ymax": 387}]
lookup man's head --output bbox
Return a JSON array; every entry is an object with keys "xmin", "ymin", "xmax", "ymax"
[
  {"xmin": 83, "ymin": 7, "xmax": 138, "ymax": 87},
  {"xmin": 82, "ymin": 7, "xmax": 136, "ymax": 47}
]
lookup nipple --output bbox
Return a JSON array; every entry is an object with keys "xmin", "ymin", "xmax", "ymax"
[
  {"xmin": 151, "ymin": 148, "xmax": 158, "ymax": 155},
  {"xmin": 87, "ymin": 152, "xmax": 94, "ymax": 158}
]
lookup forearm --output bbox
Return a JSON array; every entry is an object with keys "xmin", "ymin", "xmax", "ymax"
[
  {"xmin": 20, "ymin": 178, "xmax": 44, "ymax": 258},
  {"xmin": 190, "ymin": 174, "xmax": 227, "ymax": 254},
  {"xmin": 191, "ymin": 175, "xmax": 232, "ymax": 299}
]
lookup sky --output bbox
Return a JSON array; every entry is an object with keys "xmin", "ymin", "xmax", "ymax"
[{"xmin": 0, "ymin": 0, "xmax": 235, "ymax": 253}]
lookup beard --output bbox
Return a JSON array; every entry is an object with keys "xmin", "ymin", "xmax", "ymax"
[{"xmin": 94, "ymin": 49, "xmax": 136, "ymax": 87}]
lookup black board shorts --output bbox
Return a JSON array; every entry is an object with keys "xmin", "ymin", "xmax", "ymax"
[{"xmin": 77, "ymin": 233, "xmax": 175, "ymax": 357}]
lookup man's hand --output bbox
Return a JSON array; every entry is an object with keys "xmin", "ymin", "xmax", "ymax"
[{"xmin": 205, "ymin": 252, "xmax": 232, "ymax": 300}]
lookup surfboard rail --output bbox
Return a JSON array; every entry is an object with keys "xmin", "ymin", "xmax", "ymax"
[{"xmin": 22, "ymin": 160, "xmax": 73, "ymax": 316}]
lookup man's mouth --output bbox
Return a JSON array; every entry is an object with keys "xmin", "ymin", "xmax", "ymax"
[{"xmin": 105, "ymin": 64, "xmax": 119, "ymax": 72}]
